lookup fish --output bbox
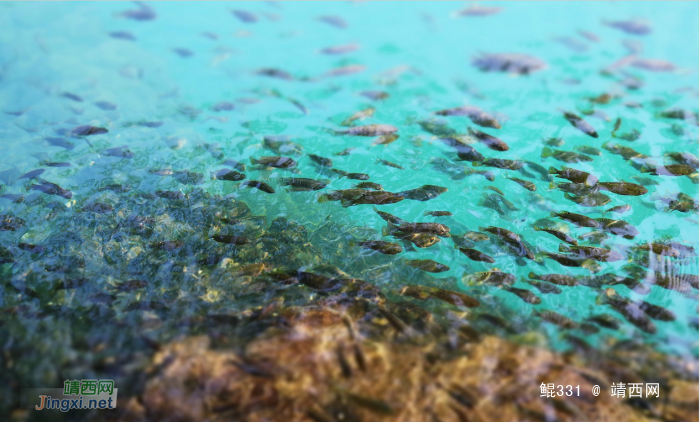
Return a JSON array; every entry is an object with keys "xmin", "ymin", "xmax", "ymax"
[
  {"xmin": 212, "ymin": 101, "xmax": 235, "ymax": 112},
  {"xmin": 554, "ymin": 36, "xmax": 589, "ymax": 53},
  {"xmin": 602, "ymin": 143, "xmax": 647, "ymax": 160},
  {"xmin": 542, "ymin": 147, "xmax": 593, "ymax": 163},
  {"xmin": 634, "ymin": 243, "xmax": 680, "ymax": 257},
  {"xmin": 594, "ymin": 218, "xmax": 639, "ymax": 239},
  {"xmin": 0, "ymin": 194, "xmax": 24, "ymax": 204},
  {"xmin": 542, "ymin": 252, "xmax": 601, "ymax": 272},
  {"xmin": 587, "ymin": 314, "xmax": 621, "ymax": 330},
  {"xmin": 341, "ymin": 108, "xmax": 375, "ymax": 126},
  {"xmin": 119, "ymin": 2, "xmax": 156, "ymax": 21},
  {"xmin": 435, "ymin": 106, "xmax": 501, "ymax": 129},
  {"xmin": 0, "ymin": 215, "xmax": 25, "ymax": 231},
  {"xmin": 320, "ymin": 44, "xmax": 360, "ymax": 55},
  {"xmin": 418, "ymin": 119, "xmax": 459, "ymax": 137},
  {"xmin": 241, "ymin": 180, "xmax": 276, "ymax": 194},
  {"xmin": 172, "ymin": 48, "xmax": 193, "ymax": 58},
  {"xmin": 534, "ymin": 227, "xmax": 578, "ymax": 245},
  {"xmin": 458, "ymin": 247, "xmax": 494, "ymax": 263},
  {"xmin": 565, "ymin": 192, "xmax": 612, "ymax": 207},
  {"xmin": 526, "ymin": 279, "xmax": 562, "ymax": 295},
  {"xmin": 385, "ymin": 221, "xmax": 451, "ymax": 238},
  {"xmin": 439, "ymin": 138, "xmax": 484, "ymax": 161},
  {"xmin": 71, "ymin": 125, "xmax": 108, "ymax": 137},
  {"xmin": 279, "ymin": 178, "xmax": 329, "ymax": 192},
  {"xmin": 605, "ymin": 204, "xmax": 631, "ymax": 214},
  {"xmin": 355, "ymin": 182, "xmax": 383, "ymax": 190},
  {"xmin": 94, "ymin": 101, "xmax": 117, "ymax": 111},
  {"xmin": 552, "ymin": 211, "xmax": 599, "ymax": 228},
  {"xmin": 319, "ymin": 189, "xmax": 404, "ymax": 207},
  {"xmin": 82, "ymin": 202, "xmax": 113, "ymax": 214},
  {"xmin": 545, "ymin": 138, "xmax": 565, "ymax": 148},
  {"xmin": 356, "ymin": 240, "xmax": 402, "ymax": 255},
  {"xmin": 331, "ymin": 170, "xmax": 370, "ymax": 180},
  {"xmin": 535, "ymin": 310, "xmax": 578, "ymax": 329},
  {"xmin": 562, "ymin": 111, "xmax": 598, "ymax": 138},
  {"xmin": 616, "ymin": 129, "xmax": 641, "ymax": 142},
  {"xmin": 424, "ymin": 210, "xmax": 452, "ymax": 217},
  {"xmin": 255, "ymin": 68, "xmax": 293, "ymax": 80},
  {"xmin": 597, "ymin": 182, "xmax": 647, "ymax": 196},
  {"xmin": 109, "ymin": 31, "xmax": 136, "ymax": 41},
  {"xmin": 20, "ymin": 169, "xmax": 45, "ymax": 180},
  {"xmin": 465, "ymin": 269, "xmax": 516, "ymax": 287},
  {"xmin": 559, "ymin": 244, "xmax": 624, "ymax": 262},
  {"xmin": 371, "ymin": 134, "xmax": 400, "ymax": 147},
  {"xmin": 45, "ymin": 137, "xmax": 75, "ymax": 150},
  {"xmin": 359, "ymin": 91, "xmax": 389, "ymax": 101},
  {"xmin": 231, "ymin": 9, "xmax": 257, "ymax": 23},
  {"xmin": 151, "ymin": 241, "xmax": 183, "ymax": 251},
  {"xmin": 481, "ymin": 226, "xmax": 535, "ymax": 259},
  {"xmin": 317, "ymin": 15, "xmax": 348, "ymax": 29},
  {"xmin": 263, "ymin": 136, "xmax": 303, "ymax": 155},
  {"xmin": 484, "ymin": 186, "xmax": 504, "ymax": 196},
  {"xmin": 154, "ymin": 190, "xmax": 185, "ymax": 200},
  {"xmin": 397, "ymin": 185, "xmax": 447, "ymax": 201},
  {"xmin": 665, "ymin": 152, "xmax": 699, "ymax": 169},
  {"xmin": 30, "ymin": 180, "xmax": 72, "ymax": 199},
  {"xmin": 222, "ymin": 159, "xmax": 246, "ymax": 172},
  {"xmin": 398, "ymin": 233, "xmax": 441, "ymax": 248},
  {"xmin": 325, "ymin": 64, "xmax": 365, "ymax": 77},
  {"xmin": 455, "ymin": 4, "xmax": 502, "ymax": 17},
  {"xmin": 603, "ymin": 19, "xmax": 652, "ymax": 35},
  {"xmin": 335, "ymin": 124, "xmax": 398, "ymax": 136},
  {"xmin": 376, "ymin": 158, "xmax": 403, "ymax": 170},
  {"xmin": 250, "ymin": 156, "xmax": 297, "ymax": 169},
  {"xmin": 400, "ymin": 285, "xmax": 480, "ymax": 308},
  {"xmin": 475, "ymin": 158, "xmax": 523, "ymax": 170},
  {"xmin": 404, "ymin": 259, "xmax": 450, "ymax": 273},
  {"xmin": 212, "ymin": 235, "xmax": 250, "ymax": 245},
  {"xmin": 334, "ymin": 148, "xmax": 356, "ymax": 156},
  {"xmin": 507, "ymin": 177, "xmax": 536, "ymax": 191},
  {"xmin": 549, "ymin": 166, "xmax": 598, "ymax": 186},
  {"xmin": 641, "ymin": 164, "xmax": 695, "ymax": 176},
  {"xmin": 467, "ymin": 127, "xmax": 509, "ymax": 151},
  {"xmin": 471, "ymin": 53, "xmax": 547, "ymax": 75},
  {"xmin": 102, "ymin": 146, "xmax": 134, "ymax": 158},
  {"xmin": 41, "ymin": 161, "xmax": 71, "ymax": 167},
  {"xmin": 503, "ymin": 286, "xmax": 541, "ymax": 305},
  {"xmin": 597, "ymin": 288, "xmax": 656, "ymax": 334},
  {"xmin": 308, "ymin": 154, "xmax": 333, "ymax": 168},
  {"xmin": 528, "ymin": 272, "xmax": 578, "ymax": 286}
]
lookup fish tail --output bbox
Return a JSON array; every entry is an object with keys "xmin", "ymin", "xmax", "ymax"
[
  {"xmin": 548, "ymin": 166, "xmax": 558, "ymax": 175},
  {"xmin": 528, "ymin": 272, "xmax": 538, "ymax": 279},
  {"xmin": 533, "ymin": 226, "xmax": 542, "ymax": 232},
  {"xmin": 558, "ymin": 244, "xmax": 570, "ymax": 253},
  {"xmin": 541, "ymin": 147, "xmax": 553, "ymax": 158},
  {"xmin": 318, "ymin": 194, "xmax": 330, "ymax": 203},
  {"xmin": 250, "ymin": 157, "xmax": 259, "ymax": 165}
]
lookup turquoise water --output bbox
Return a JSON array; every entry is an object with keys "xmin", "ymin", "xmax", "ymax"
[{"xmin": 0, "ymin": 1, "xmax": 698, "ymax": 417}]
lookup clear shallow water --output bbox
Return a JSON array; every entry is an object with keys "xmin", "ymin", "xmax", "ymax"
[{"xmin": 0, "ymin": 1, "xmax": 698, "ymax": 419}]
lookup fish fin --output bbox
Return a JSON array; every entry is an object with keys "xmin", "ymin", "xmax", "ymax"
[
  {"xmin": 541, "ymin": 147, "xmax": 553, "ymax": 158},
  {"xmin": 558, "ymin": 244, "xmax": 570, "ymax": 253},
  {"xmin": 548, "ymin": 166, "xmax": 558, "ymax": 175},
  {"xmin": 528, "ymin": 272, "xmax": 538, "ymax": 279},
  {"xmin": 250, "ymin": 157, "xmax": 258, "ymax": 165},
  {"xmin": 401, "ymin": 240, "xmax": 415, "ymax": 252}
]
